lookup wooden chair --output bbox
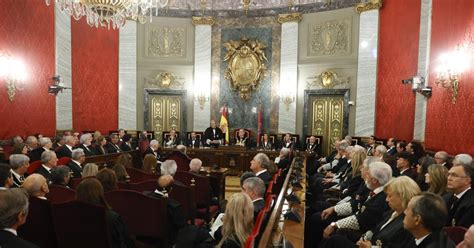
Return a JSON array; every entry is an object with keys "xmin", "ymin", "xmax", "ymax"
[
  {"xmin": 127, "ymin": 179, "xmax": 158, "ymax": 193},
  {"xmin": 165, "ymin": 150, "xmax": 191, "ymax": 171},
  {"xmin": 280, "ymin": 133, "xmax": 300, "ymax": 149},
  {"xmin": 125, "ymin": 167, "xmax": 159, "ymax": 183},
  {"xmin": 52, "ymin": 201, "xmax": 111, "ymax": 248},
  {"xmin": 233, "ymin": 128, "xmax": 252, "ymax": 139},
  {"xmin": 162, "ymin": 131, "xmax": 180, "ymax": 143},
  {"xmin": 18, "ymin": 197, "xmax": 58, "ymax": 248},
  {"xmin": 186, "ymin": 132, "xmax": 203, "ymax": 140},
  {"xmin": 304, "ymin": 135, "xmax": 323, "ymax": 146},
  {"xmin": 169, "ymin": 182, "xmax": 196, "ymax": 222},
  {"xmin": 47, "ymin": 185, "xmax": 76, "ymax": 203}
]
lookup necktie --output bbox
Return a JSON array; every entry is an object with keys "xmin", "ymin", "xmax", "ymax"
[
  {"xmin": 369, "ymin": 191, "xmax": 376, "ymax": 197},
  {"xmin": 19, "ymin": 176, "xmax": 25, "ymax": 182},
  {"xmin": 451, "ymin": 196, "xmax": 459, "ymax": 210}
]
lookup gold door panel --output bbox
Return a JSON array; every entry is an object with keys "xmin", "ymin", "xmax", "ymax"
[
  {"xmin": 310, "ymin": 95, "xmax": 344, "ymax": 155},
  {"xmin": 149, "ymin": 95, "xmax": 181, "ymax": 144}
]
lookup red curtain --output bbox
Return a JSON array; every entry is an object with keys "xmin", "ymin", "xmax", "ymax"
[
  {"xmin": 425, "ymin": 0, "xmax": 474, "ymax": 155},
  {"xmin": 375, "ymin": 0, "xmax": 421, "ymax": 142},
  {"xmin": 0, "ymin": 0, "xmax": 55, "ymax": 139},
  {"xmin": 71, "ymin": 18, "xmax": 119, "ymax": 134}
]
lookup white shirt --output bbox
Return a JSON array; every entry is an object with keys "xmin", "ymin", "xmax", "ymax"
[
  {"xmin": 10, "ymin": 169, "xmax": 23, "ymax": 182},
  {"xmin": 66, "ymin": 144, "xmax": 73, "ymax": 151},
  {"xmin": 72, "ymin": 159, "xmax": 82, "ymax": 168},
  {"xmin": 2, "ymin": 228, "xmax": 17, "ymax": 236},
  {"xmin": 41, "ymin": 165, "xmax": 52, "ymax": 173},
  {"xmin": 415, "ymin": 233, "xmax": 430, "ymax": 246},
  {"xmin": 455, "ymin": 187, "xmax": 471, "ymax": 199},
  {"xmin": 255, "ymin": 169, "xmax": 267, "ymax": 177}
]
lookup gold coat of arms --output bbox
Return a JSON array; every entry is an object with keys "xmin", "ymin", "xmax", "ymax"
[{"xmin": 223, "ymin": 37, "xmax": 268, "ymax": 100}]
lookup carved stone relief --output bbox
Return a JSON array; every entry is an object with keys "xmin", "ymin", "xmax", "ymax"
[
  {"xmin": 145, "ymin": 71, "xmax": 185, "ymax": 90},
  {"xmin": 147, "ymin": 27, "xmax": 185, "ymax": 57},
  {"xmin": 309, "ymin": 19, "xmax": 351, "ymax": 56},
  {"xmin": 306, "ymin": 70, "xmax": 350, "ymax": 89}
]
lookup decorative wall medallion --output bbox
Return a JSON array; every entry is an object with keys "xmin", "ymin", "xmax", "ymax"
[
  {"xmin": 355, "ymin": 0, "xmax": 383, "ymax": 13},
  {"xmin": 308, "ymin": 70, "xmax": 349, "ymax": 89},
  {"xmin": 192, "ymin": 16, "xmax": 215, "ymax": 26},
  {"xmin": 147, "ymin": 27, "xmax": 185, "ymax": 57},
  {"xmin": 223, "ymin": 37, "xmax": 268, "ymax": 100},
  {"xmin": 309, "ymin": 19, "xmax": 351, "ymax": 56},
  {"xmin": 277, "ymin": 12, "xmax": 303, "ymax": 24},
  {"xmin": 146, "ymin": 72, "xmax": 184, "ymax": 89}
]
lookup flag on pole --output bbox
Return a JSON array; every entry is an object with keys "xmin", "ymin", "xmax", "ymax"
[{"xmin": 219, "ymin": 105, "xmax": 229, "ymax": 144}]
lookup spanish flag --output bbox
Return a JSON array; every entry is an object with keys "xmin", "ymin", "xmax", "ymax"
[{"xmin": 219, "ymin": 105, "xmax": 229, "ymax": 144}]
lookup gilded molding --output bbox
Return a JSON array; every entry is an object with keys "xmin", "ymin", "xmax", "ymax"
[
  {"xmin": 355, "ymin": 0, "xmax": 383, "ymax": 13},
  {"xmin": 192, "ymin": 16, "xmax": 215, "ymax": 26},
  {"xmin": 277, "ymin": 12, "xmax": 302, "ymax": 24}
]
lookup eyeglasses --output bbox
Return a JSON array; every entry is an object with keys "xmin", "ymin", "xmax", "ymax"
[{"xmin": 447, "ymin": 173, "xmax": 469, "ymax": 179}]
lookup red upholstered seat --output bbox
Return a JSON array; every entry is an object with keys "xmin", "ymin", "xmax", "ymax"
[
  {"xmin": 126, "ymin": 167, "xmax": 159, "ymax": 183},
  {"xmin": 444, "ymin": 226, "xmax": 468, "ymax": 245},
  {"xmin": 57, "ymin": 156, "xmax": 71, "ymax": 165},
  {"xmin": 264, "ymin": 194, "xmax": 274, "ymax": 212},
  {"xmin": 47, "ymin": 185, "xmax": 76, "ymax": 203},
  {"xmin": 170, "ymin": 181, "xmax": 196, "ymax": 222},
  {"xmin": 127, "ymin": 179, "xmax": 158, "ymax": 193},
  {"xmin": 138, "ymin": 139, "xmax": 150, "ymax": 157},
  {"xmin": 105, "ymin": 190, "xmax": 168, "ymax": 243},
  {"xmin": 244, "ymin": 234, "xmax": 256, "ymax": 248},
  {"xmin": 18, "ymin": 197, "xmax": 57, "ymax": 248},
  {"xmin": 27, "ymin": 160, "xmax": 42, "ymax": 175},
  {"xmin": 165, "ymin": 151, "xmax": 191, "ymax": 171},
  {"xmin": 175, "ymin": 171, "xmax": 216, "ymax": 221},
  {"xmin": 52, "ymin": 201, "xmax": 111, "ymax": 248}
]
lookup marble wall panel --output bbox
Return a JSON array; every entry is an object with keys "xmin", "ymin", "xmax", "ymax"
[
  {"xmin": 119, "ymin": 21, "xmax": 137, "ymax": 130},
  {"xmin": 193, "ymin": 24, "xmax": 212, "ymax": 131}
]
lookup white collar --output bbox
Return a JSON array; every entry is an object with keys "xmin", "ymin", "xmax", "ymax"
[
  {"xmin": 66, "ymin": 144, "xmax": 73, "ymax": 150},
  {"xmin": 255, "ymin": 169, "xmax": 267, "ymax": 176},
  {"xmin": 252, "ymin": 197, "xmax": 263, "ymax": 203},
  {"xmin": 455, "ymin": 187, "xmax": 471, "ymax": 199},
  {"xmin": 372, "ymin": 185, "xmax": 385, "ymax": 195},
  {"xmin": 72, "ymin": 160, "xmax": 82, "ymax": 166},
  {"xmin": 0, "ymin": 187, "xmax": 8, "ymax": 190},
  {"xmin": 10, "ymin": 169, "xmax": 22, "ymax": 180},
  {"xmin": 42, "ymin": 164, "xmax": 52, "ymax": 172},
  {"xmin": 415, "ymin": 233, "xmax": 430, "ymax": 246},
  {"xmin": 2, "ymin": 228, "xmax": 17, "ymax": 236},
  {"xmin": 154, "ymin": 189, "xmax": 166, "ymax": 196},
  {"xmin": 37, "ymin": 196, "xmax": 47, "ymax": 200},
  {"xmin": 400, "ymin": 168, "xmax": 410, "ymax": 174}
]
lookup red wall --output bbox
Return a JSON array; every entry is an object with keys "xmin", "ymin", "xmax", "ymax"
[
  {"xmin": 425, "ymin": 0, "xmax": 474, "ymax": 155},
  {"xmin": 71, "ymin": 18, "xmax": 119, "ymax": 134},
  {"xmin": 375, "ymin": 0, "xmax": 421, "ymax": 142},
  {"xmin": 0, "ymin": 0, "xmax": 56, "ymax": 139}
]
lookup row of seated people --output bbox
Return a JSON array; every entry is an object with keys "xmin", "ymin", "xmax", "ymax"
[
  {"xmin": 0, "ymin": 149, "xmax": 288, "ymax": 247},
  {"xmin": 302, "ymin": 138, "xmax": 474, "ymax": 248}
]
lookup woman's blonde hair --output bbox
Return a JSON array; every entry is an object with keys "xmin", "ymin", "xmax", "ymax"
[
  {"xmin": 217, "ymin": 192, "xmax": 254, "ymax": 247},
  {"xmin": 384, "ymin": 176, "xmax": 421, "ymax": 210},
  {"xmin": 351, "ymin": 149, "xmax": 367, "ymax": 177},
  {"xmin": 427, "ymin": 164, "xmax": 448, "ymax": 195},
  {"xmin": 82, "ymin": 163, "xmax": 99, "ymax": 177},
  {"xmin": 115, "ymin": 153, "xmax": 133, "ymax": 168},
  {"xmin": 142, "ymin": 154, "xmax": 157, "ymax": 174}
]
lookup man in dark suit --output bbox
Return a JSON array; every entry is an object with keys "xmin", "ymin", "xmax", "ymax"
[
  {"xmin": 397, "ymin": 152, "xmax": 416, "ymax": 180},
  {"xmin": 305, "ymin": 161, "xmax": 392, "ymax": 248},
  {"xmin": 186, "ymin": 132, "xmax": 201, "ymax": 148},
  {"xmin": 306, "ymin": 135, "xmax": 319, "ymax": 155},
  {"xmin": 281, "ymin": 133, "xmax": 295, "ymax": 150},
  {"xmin": 242, "ymin": 177, "xmax": 266, "ymax": 220},
  {"xmin": 56, "ymin": 135, "xmax": 75, "ymax": 158},
  {"xmin": 366, "ymin": 135, "xmax": 376, "ymax": 156},
  {"xmin": 119, "ymin": 134, "xmax": 133, "ymax": 151},
  {"xmin": 105, "ymin": 134, "xmax": 122, "ymax": 154},
  {"xmin": 34, "ymin": 150, "xmax": 58, "ymax": 183},
  {"xmin": 250, "ymin": 153, "xmax": 272, "ymax": 185},
  {"xmin": 77, "ymin": 133, "xmax": 96, "ymax": 156},
  {"xmin": 145, "ymin": 175, "xmax": 186, "ymax": 244},
  {"xmin": 276, "ymin": 148, "xmax": 291, "ymax": 169},
  {"xmin": 29, "ymin": 137, "xmax": 53, "ymax": 162},
  {"xmin": 386, "ymin": 137, "xmax": 397, "ymax": 155},
  {"xmin": 0, "ymin": 188, "xmax": 40, "ymax": 248},
  {"xmin": 9, "ymin": 154, "xmax": 29, "ymax": 188},
  {"xmin": 203, "ymin": 120, "xmax": 223, "ymax": 147},
  {"xmin": 434, "ymin": 151, "xmax": 452, "ymax": 169},
  {"xmin": 0, "ymin": 163, "xmax": 13, "ymax": 189},
  {"xmin": 443, "ymin": 156, "xmax": 474, "ymax": 228},
  {"xmin": 67, "ymin": 148, "xmax": 85, "ymax": 179},
  {"xmin": 403, "ymin": 192, "xmax": 455, "ymax": 248},
  {"xmin": 143, "ymin": 140, "xmax": 161, "ymax": 161}
]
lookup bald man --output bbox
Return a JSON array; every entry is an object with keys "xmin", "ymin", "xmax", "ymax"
[{"xmin": 22, "ymin": 174, "xmax": 49, "ymax": 199}]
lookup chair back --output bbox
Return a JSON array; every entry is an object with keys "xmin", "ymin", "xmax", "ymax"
[
  {"xmin": 69, "ymin": 178, "xmax": 83, "ymax": 189},
  {"xmin": 138, "ymin": 139, "xmax": 150, "ymax": 157},
  {"xmin": 127, "ymin": 179, "xmax": 158, "ymax": 193},
  {"xmin": 165, "ymin": 151, "xmax": 192, "ymax": 171},
  {"xmin": 47, "ymin": 185, "xmax": 76, "ymax": 203},
  {"xmin": 174, "ymin": 171, "xmax": 211, "ymax": 208},
  {"xmin": 57, "ymin": 157, "xmax": 71, "ymax": 166},
  {"xmin": 244, "ymin": 234, "xmax": 256, "ymax": 248},
  {"xmin": 105, "ymin": 190, "xmax": 168, "ymax": 238},
  {"xmin": 170, "ymin": 181, "xmax": 196, "ymax": 221},
  {"xmin": 27, "ymin": 160, "xmax": 42, "ymax": 175},
  {"xmin": 52, "ymin": 201, "xmax": 111, "ymax": 248},
  {"xmin": 125, "ymin": 167, "xmax": 159, "ymax": 183},
  {"xmin": 18, "ymin": 197, "xmax": 57, "ymax": 248},
  {"xmin": 443, "ymin": 226, "xmax": 468, "ymax": 245}
]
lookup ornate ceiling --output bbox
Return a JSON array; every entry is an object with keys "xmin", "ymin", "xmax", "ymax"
[{"xmin": 157, "ymin": 0, "xmax": 361, "ymax": 17}]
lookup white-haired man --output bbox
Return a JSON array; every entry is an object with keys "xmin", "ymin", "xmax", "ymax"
[
  {"xmin": 143, "ymin": 139, "xmax": 161, "ymax": 162},
  {"xmin": 78, "ymin": 133, "xmax": 95, "ymax": 156},
  {"xmin": 189, "ymin": 158, "xmax": 202, "ymax": 174},
  {"xmin": 68, "ymin": 149, "xmax": 85, "ymax": 178},
  {"xmin": 29, "ymin": 137, "xmax": 52, "ymax": 162},
  {"xmin": 34, "ymin": 151, "xmax": 58, "ymax": 183},
  {"xmin": 9, "ymin": 154, "xmax": 30, "ymax": 188}
]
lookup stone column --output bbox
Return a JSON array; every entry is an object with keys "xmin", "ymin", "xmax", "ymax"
[
  {"xmin": 277, "ymin": 13, "xmax": 302, "ymax": 134},
  {"xmin": 118, "ymin": 21, "xmax": 137, "ymax": 130},
  {"xmin": 192, "ymin": 17, "xmax": 214, "ymax": 131}
]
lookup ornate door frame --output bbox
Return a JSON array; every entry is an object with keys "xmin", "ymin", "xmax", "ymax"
[
  {"xmin": 303, "ymin": 89, "xmax": 350, "ymax": 155},
  {"xmin": 144, "ymin": 89, "xmax": 187, "ymax": 139}
]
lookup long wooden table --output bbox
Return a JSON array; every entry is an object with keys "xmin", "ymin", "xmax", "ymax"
[{"xmin": 161, "ymin": 147, "xmax": 280, "ymax": 174}]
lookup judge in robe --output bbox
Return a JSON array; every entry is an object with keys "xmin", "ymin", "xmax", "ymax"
[
  {"xmin": 281, "ymin": 133, "xmax": 295, "ymax": 150},
  {"xmin": 306, "ymin": 135, "xmax": 319, "ymax": 155},
  {"xmin": 233, "ymin": 129, "xmax": 250, "ymax": 148},
  {"xmin": 186, "ymin": 132, "xmax": 201, "ymax": 148},
  {"xmin": 163, "ymin": 130, "xmax": 178, "ymax": 148},
  {"xmin": 259, "ymin": 133, "xmax": 273, "ymax": 151},
  {"xmin": 203, "ymin": 120, "xmax": 223, "ymax": 148}
]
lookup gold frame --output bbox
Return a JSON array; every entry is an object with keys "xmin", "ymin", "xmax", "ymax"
[
  {"xmin": 355, "ymin": 0, "xmax": 383, "ymax": 13},
  {"xmin": 223, "ymin": 37, "xmax": 268, "ymax": 100}
]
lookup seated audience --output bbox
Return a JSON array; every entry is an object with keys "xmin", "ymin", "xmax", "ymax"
[
  {"xmin": 78, "ymin": 133, "xmax": 95, "ymax": 156},
  {"xmin": 111, "ymin": 164, "xmax": 129, "ymax": 183},
  {"xmin": 93, "ymin": 131, "xmax": 102, "ymax": 144},
  {"xmin": 396, "ymin": 152, "xmax": 416, "ymax": 180},
  {"xmin": 29, "ymin": 137, "xmax": 53, "ymax": 162},
  {"xmin": 143, "ymin": 140, "xmax": 161, "ymax": 161},
  {"xmin": 82, "ymin": 163, "xmax": 99, "ymax": 178},
  {"xmin": 444, "ymin": 155, "xmax": 474, "ymax": 228},
  {"xmin": 22, "ymin": 174, "xmax": 49, "ymax": 199},
  {"xmin": 76, "ymin": 178, "xmax": 134, "ymax": 248},
  {"xmin": 142, "ymin": 154, "xmax": 157, "ymax": 174},
  {"xmin": 259, "ymin": 133, "xmax": 273, "ymax": 151},
  {"xmin": 96, "ymin": 168, "xmax": 119, "ymax": 192},
  {"xmin": 161, "ymin": 160, "xmax": 177, "ymax": 176},
  {"xmin": 241, "ymin": 177, "xmax": 266, "ymax": 218},
  {"xmin": 176, "ymin": 144, "xmax": 187, "ymax": 155},
  {"xmin": 115, "ymin": 153, "xmax": 133, "ymax": 169},
  {"xmin": 275, "ymin": 148, "xmax": 291, "ymax": 169},
  {"xmin": 396, "ymin": 141, "xmax": 407, "ymax": 154},
  {"xmin": 365, "ymin": 135, "xmax": 376, "ymax": 156},
  {"xmin": 12, "ymin": 142, "xmax": 28, "ymax": 155},
  {"xmin": 434, "ymin": 151, "xmax": 451, "ymax": 169},
  {"xmin": 403, "ymin": 192, "xmax": 455, "ymax": 248},
  {"xmin": 106, "ymin": 134, "xmax": 122, "ymax": 154},
  {"xmin": 56, "ymin": 135, "xmax": 75, "ymax": 158},
  {"xmin": 216, "ymin": 192, "xmax": 254, "ymax": 248},
  {"xmin": 457, "ymin": 224, "xmax": 474, "ymax": 248},
  {"xmin": 386, "ymin": 137, "xmax": 397, "ymax": 155},
  {"xmin": 50, "ymin": 166, "xmax": 71, "ymax": 187},
  {"xmin": 240, "ymin": 171, "xmax": 256, "ymax": 187},
  {"xmin": 322, "ymin": 176, "xmax": 421, "ymax": 248},
  {"xmin": 94, "ymin": 136, "xmax": 108, "ymax": 155},
  {"xmin": 426, "ymin": 164, "xmax": 448, "ymax": 195},
  {"xmin": 52, "ymin": 135, "xmax": 64, "ymax": 150},
  {"xmin": 416, "ymin": 156, "xmax": 435, "ymax": 191},
  {"xmin": 68, "ymin": 148, "xmax": 85, "ymax": 179},
  {"xmin": 0, "ymin": 163, "xmax": 13, "ymax": 189},
  {"xmin": 250, "ymin": 153, "xmax": 272, "ymax": 185},
  {"xmin": 186, "ymin": 132, "xmax": 201, "ymax": 148},
  {"xmin": 11, "ymin": 135, "xmax": 24, "ymax": 145},
  {"xmin": 373, "ymin": 145, "xmax": 387, "ymax": 159},
  {"xmin": 25, "ymin": 136, "xmax": 38, "ymax": 153},
  {"xmin": 406, "ymin": 141, "xmax": 425, "ymax": 165},
  {"xmin": 9, "ymin": 154, "xmax": 29, "ymax": 188},
  {"xmin": 0, "ymin": 188, "xmax": 39, "ymax": 248},
  {"xmin": 120, "ymin": 134, "xmax": 133, "ymax": 151},
  {"xmin": 35, "ymin": 150, "xmax": 58, "ymax": 183},
  {"xmin": 189, "ymin": 158, "xmax": 202, "ymax": 174}
]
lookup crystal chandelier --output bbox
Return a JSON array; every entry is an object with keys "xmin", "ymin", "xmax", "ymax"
[{"xmin": 45, "ymin": 0, "xmax": 169, "ymax": 29}]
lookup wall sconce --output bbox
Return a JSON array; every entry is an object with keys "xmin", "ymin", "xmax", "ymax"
[
  {"xmin": 0, "ymin": 53, "xmax": 27, "ymax": 102},
  {"xmin": 401, "ymin": 76, "xmax": 432, "ymax": 98},
  {"xmin": 435, "ymin": 69, "xmax": 458, "ymax": 104},
  {"xmin": 280, "ymin": 92, "xmax": 295, "ymax": 111},
  {"xmin": 434, "ymin": 51, "xmax": 469, "ymax": 104},
  {"xmin": 195, "ymin": 92, "xmax": 209, "ymax": 109}
]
